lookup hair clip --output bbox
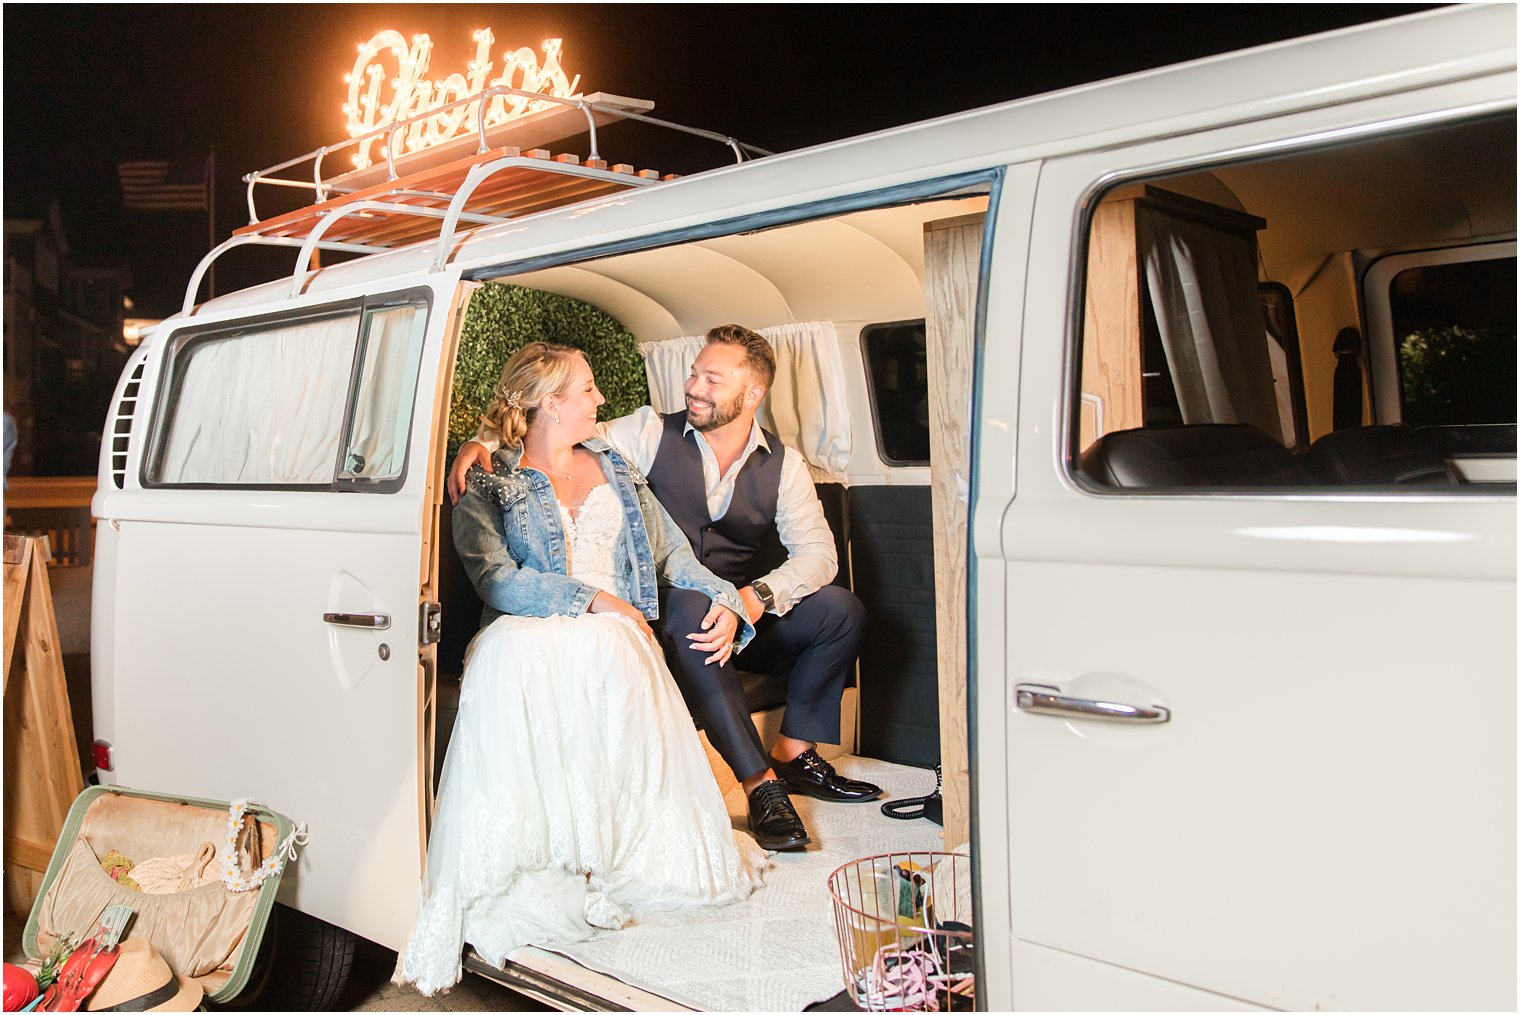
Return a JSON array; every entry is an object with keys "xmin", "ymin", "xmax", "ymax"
[{"xmin": 505, "ymin": 389, "xmax": 524, "ymax": 411}]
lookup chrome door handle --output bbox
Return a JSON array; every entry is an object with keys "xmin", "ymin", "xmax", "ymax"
[
  {"xmin": 1015, "ymin": 684, "xmax": 1170, "ymax": 724},
  {"xmin": 323, "ymin": 612, "xmax": 391, "ymax": 630}
]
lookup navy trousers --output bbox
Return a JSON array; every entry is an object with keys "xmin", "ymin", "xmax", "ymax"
[{"xmin": 656, "ymin": 584, "xmax": 866, "ymax": 782}]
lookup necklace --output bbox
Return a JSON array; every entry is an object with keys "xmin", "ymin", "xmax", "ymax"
[{"xmin": 522, "ymin": 452, "xmax": 575, "ymax": 482}]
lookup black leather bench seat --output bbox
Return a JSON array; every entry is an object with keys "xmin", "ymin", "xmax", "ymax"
[
  {"xmin": 1080, "ymin": 422, "xmax": 1461, "ymax": 490},
  {"xmin": 1080, "ymin": 424, "xmax": 1311, "ymax": 488}
]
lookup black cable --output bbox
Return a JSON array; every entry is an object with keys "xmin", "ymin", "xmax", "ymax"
[{"xmin": 880, "ymin": 764, "xmax": 942, "ymax": 824}]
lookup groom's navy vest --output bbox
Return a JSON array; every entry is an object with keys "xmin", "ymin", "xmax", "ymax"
[{"xmin": 645, "ymin": 411, "xmax": 788, "ymax": 586}]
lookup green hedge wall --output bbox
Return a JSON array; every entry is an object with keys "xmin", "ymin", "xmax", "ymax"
[{"xmin": 448, "ymin": 282, "xmax": 650, "ymax": 459}]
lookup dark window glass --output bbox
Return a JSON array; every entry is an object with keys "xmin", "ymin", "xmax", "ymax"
[
  {"xmin": 1392, "ymin": 257, "xmax": 1516, "ymax": 428},
  {"xmin": 862, "ymin": 320, "xmax": 930, "ymax": 466}
]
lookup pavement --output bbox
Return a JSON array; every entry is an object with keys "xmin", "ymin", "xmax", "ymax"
[{"xmin": 342, "ymin": 935, "xmax": 548, "ymax": 1012}]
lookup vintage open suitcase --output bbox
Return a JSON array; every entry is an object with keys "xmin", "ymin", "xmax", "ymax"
[{"xmin": 21, "ymin": 785, "xmax": 294, "ymax": 1005}]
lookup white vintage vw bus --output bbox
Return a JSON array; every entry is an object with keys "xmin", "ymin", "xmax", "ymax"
[{"xmin": 92, "ymin": 6, "xmax": 1515, "ymax": 1009}]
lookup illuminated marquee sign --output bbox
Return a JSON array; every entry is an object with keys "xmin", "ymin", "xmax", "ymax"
[{"xmin": 344, "ymin": 29, "xmax": 581, "ymax": 169}]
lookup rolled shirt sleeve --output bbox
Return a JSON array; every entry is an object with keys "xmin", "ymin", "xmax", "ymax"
[
  {"xmin": 598, "ymin": 407, "xmax": 664, "ymax": 473},
  {"xmin": 470, "ymin": 424, "xmax": 502, "ymax": 455},
  {"xmin": 755, "ymin": 446, "xmax": 838, "ymax": 616}
]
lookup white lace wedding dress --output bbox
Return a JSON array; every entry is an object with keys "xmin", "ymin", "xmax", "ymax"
[{"xmin": 396, "ymin": 482, "xmax": 767, "ymax": 996}]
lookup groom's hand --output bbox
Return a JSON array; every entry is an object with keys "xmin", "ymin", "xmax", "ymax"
[
  {"xmin": 689, "ymin": 603, "xmax": 739, "ymax": 667},
  {"xmin": 447, "ymin": 441, "xmax": 494, "ymax": 504}
]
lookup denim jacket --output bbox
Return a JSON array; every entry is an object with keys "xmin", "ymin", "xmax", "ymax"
[{"xmin": 453, "ymin": 437, "xmax": 754, "ymax": 649}]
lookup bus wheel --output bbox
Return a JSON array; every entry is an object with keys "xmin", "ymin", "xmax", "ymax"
[
  {"xmin": 276, "ymin": 905, "xmax": 357, "ymax": 1010},
  {"xmin": 215, "ymin": 904, "xmax": 355, "ymax": 1011}
]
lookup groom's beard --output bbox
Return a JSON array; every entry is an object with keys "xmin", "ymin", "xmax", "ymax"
[{"xmin": 687, "ymin": 390, "xmax": 746, "ymax": 432}]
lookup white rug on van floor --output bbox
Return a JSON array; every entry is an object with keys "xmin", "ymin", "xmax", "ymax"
[{"xmin": 547, "ymin": 757, "xmax": 945, "ymax": 1012}]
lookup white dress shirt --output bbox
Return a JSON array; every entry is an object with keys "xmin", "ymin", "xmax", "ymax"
[{"xmin": 473, "ymin": 405, "xmax": 838, "ymax": 616}]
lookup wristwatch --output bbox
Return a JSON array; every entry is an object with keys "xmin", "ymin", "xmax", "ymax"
[{"xmin": 749, "ymin": 580, "xmax": 775, "ymax": 613}]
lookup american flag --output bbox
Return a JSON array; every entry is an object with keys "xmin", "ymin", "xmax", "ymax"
[{"xmin": 117, "ymin": 159, "xmax": 208, "ymax": 211}]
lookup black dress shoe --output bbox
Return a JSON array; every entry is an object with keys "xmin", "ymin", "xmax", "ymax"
[
  {"xmin": 771, "ymin": 749, "xmax": 883, "ymax": 802},
  {"xmin": 747, "ymin": 779, "xmax": 811, "ymax": 851}
]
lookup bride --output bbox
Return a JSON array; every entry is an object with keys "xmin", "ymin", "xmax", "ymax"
[{"xmin": 397, "ymin": 342, "xmax": 768, "ymax": 996}]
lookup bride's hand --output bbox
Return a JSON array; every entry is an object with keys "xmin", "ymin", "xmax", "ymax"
[
  {"xmin": 588, "ymin": 591, "xmax": 656, "ymax": 645},
  {"xmin": 688, "ymin": 602, "xmax": 739, "ymax": 667}
]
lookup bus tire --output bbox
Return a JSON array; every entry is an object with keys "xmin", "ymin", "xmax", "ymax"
[{"xmin": 270, "ymin": 904, "xmax": 356, "ymax": 1011}]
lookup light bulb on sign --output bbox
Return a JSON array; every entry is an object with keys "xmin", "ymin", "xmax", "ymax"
[{"xmin": 342, "ymin": 28, "xmax": 579, "ymax": 170}]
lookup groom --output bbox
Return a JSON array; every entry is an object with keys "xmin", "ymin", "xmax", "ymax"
[{"xmin": 449, "ymin": 324, "xmax": 880, "ymax": 850}]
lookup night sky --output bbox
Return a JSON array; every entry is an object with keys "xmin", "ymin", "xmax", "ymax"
[{"xmin": 5, "ymin": 3, "xmax": 1434, "ymax": 317}]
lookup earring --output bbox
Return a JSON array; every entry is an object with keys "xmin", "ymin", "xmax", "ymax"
[{"xmin": 551, "ymin": 414, "xmax": 561, "ymax": 424}]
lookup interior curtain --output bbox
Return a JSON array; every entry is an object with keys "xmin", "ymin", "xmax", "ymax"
[
  {"xmin": 1138, "ymin": 207, "xmax": 1282, "ymax": 441},
  {"xmin": 156, "ymin": 314, "xmax": 360, "ymax": 484},
  {"xmin": 642, "ymin": 334, "xmax": 707, "ymax": 415},
  {"xmin": 346, "ymin": 305, "xmax": 427, "ymax": 479},
  {"xmin": 641, "ymin": 321, "xmax": 852, "ymax": 481}
]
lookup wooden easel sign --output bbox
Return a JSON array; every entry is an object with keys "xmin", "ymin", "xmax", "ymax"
[{"xmin": 3, "ymin": 533, "xmax": 85, "ymax": 915}]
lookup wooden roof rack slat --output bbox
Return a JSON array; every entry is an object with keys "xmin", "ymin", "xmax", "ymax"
[
  {"xmin": 350, "ymin": 172, "xmax": 612, "ymax": 248},
  {"xmin": 200, "ymin": 152, "xmax": 660, "ymax": 312},
  {"xmin": 183, "ymin": 84, "xmax": 774, "ymax": 316},
  {"xmin": 232, "ymin": 146, "xmax": 525, "ymax": 239},
  {"xmin": 242, "ymin": 156, "xmax": 656, "ymax": 244}
]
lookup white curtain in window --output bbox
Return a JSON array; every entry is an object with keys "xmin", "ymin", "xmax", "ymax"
[
  {"xmin": 641, "ymin": 321, "xmax": 851, "ymax": 481},
  {"xmin": 642, "ymin": 334, "xmax": 707, "ymax": 415},
  {"xmin": 346, "ymin": 306, "xmax": 427, "ymax": 479},
  {"xmin": 1139, "ymin": 207, "xmax": 1282, "ymax": 441},
  {"xmin": 156, "ymin": 315, "xmax": 359, "ymax": 484}
]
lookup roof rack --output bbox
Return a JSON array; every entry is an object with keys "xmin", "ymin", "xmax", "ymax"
[{"xmin": 182, "ymin": 86, "xmax": 773, "ymax": 315}]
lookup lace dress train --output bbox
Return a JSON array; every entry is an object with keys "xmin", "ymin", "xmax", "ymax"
[{"xmin": 397, "ymin": 484, "xmax": 767, "ymax": 996}]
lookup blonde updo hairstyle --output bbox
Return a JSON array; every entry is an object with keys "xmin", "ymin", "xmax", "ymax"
[{"xmin": 480, "ymin": 341, "xmax": 587, "ymax": 448}]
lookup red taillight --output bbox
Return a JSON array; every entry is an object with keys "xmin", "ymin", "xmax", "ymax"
[{"xmin": 92, "ymin": 740, "xmax": 114, "ymax": 772}]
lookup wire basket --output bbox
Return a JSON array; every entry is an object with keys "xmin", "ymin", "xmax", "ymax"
[{"xmin": 827, "ymin": 852, "xmax": 974, "ymax": 1011}]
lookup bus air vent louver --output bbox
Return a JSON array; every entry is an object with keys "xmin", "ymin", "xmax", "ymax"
[{"xmin": 110, "ymin": 361, "xmax": 146, "ymax": 489}]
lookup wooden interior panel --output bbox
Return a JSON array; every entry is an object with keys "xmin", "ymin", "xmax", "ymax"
[
  {"xmin": 1080, "ymin": 186, "xmax": 1268, "ymax": 451},
  {"xmin": 923, "ymin": 213, "xmax": 983, "ymax": 854},
  {"xmin": 1080, "ymin": 198, "xmax": 1146, "ymax": 451}
]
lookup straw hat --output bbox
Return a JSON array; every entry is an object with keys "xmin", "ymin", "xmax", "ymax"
[{"xmin": 83, "ymin": 939, "xmax": 202, "ymax": 1012}]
